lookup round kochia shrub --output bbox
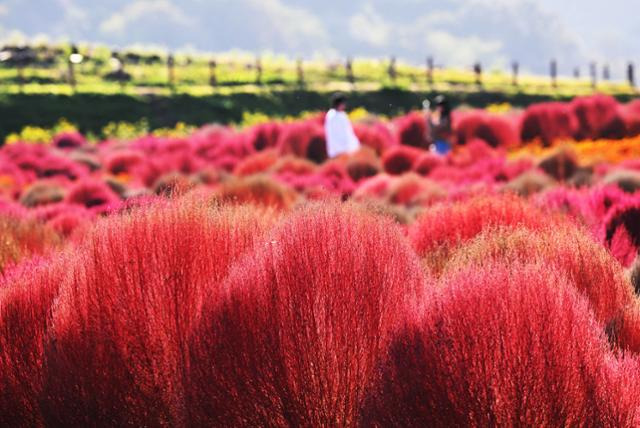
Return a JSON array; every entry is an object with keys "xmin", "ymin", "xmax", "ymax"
[
  {"xmin": 0, "ymin": 215, "xmax": 61, "ymax": 274},
  {"xmin": 394, "ymin": 111, "xmax": 429, "ymax": 148},
  {"xmin": 65, "ymin": 179, "xmax": 121, "ymax": 213},
  {"xmin": 188, "ymin": 202, "xmax": 425, "ymax": 426},
  {"xmin": 445, "ymin": 225, "xmax": 634, "ymax": 324},
  {"xmin": 362, "ymin": 262, "xmax": 640, "ymax": 426},
  {"xmin": 382, "ymin": 145, "xmax": 423, "ymax": 175},
  {"xmin": 603, "ymin": 201, "xmax": 640, "ymax": 267},
  {"xmin": 40, "ymin": 199, "xmax": 275, "ymax": 426},
  {"xmin": 409, "ymin": 194, "xmax": 553, "ymax": 272},
  {"xmin": 520, "ymin": 102, "xmax": 577, "ymax": 145},
  {"xmin": 0, "ymin": 256, "xmax": 71, "ymax": 427}
]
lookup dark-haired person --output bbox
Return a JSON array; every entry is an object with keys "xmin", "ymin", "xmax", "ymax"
[
  {"xmin": 425, "ymin": 95, "xmax": 453, "ymax": 155},
  {"xmin": 324, "ymin": 93, "xmax": 361, "ymax": 158}
]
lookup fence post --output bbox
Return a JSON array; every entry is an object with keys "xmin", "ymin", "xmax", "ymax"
[
  {"xmin": 67, "ymin": 44, "xmax": 80, "ymax": 93},
  {"xmin": 209, "ymin": 59, "xmax": 217, "ymax": 87},
  {"xmin": 426, "ymin": 56, "xmax": 434, "ymax": 85},
  {"xmin": 167, "ymin": 53, "xmax": 175, "ymax": 90},
  {"xmin": 296, "ymin": 58, "xmax": 304, "ymax": 86},
  {"xmin": 550, "ymin": 59, "xmax": 557, "ymax": 88},
  {"xmin": 628, "ymin": 62, "xmax": 636, "ymax": 88},
  {"xmin": 589, "ymin": 62, "xmax": 597, "ymax": 89},
  {"xmin": 388, "ymin": 56, "xmax": 397, "ymax": 83},
  {"xmin": 511, "ymin": 61, "xmax": 519, "ymax": 86},
  {"xmin": 473, "ymin": 62, "xmax": 482, "ymax": 86},
  {"xmin": 255, "ymin": 56, "xmax": 262, "ymax": 85},
  {"xmin": 346, "ymin": 57, "xmax": 354, "ymax": 84},
  {"xmin": 111, "ymin": 51, "xmax": 126, "ymax": 92}
]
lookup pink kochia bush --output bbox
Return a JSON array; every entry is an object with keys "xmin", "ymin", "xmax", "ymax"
[
  {"xmin": 394, "ymin": 111, "xmax": 429, "ymax": 148},
  {"xmin": 520, "ymin": 102, "xmax": 577, "ymax": 145},
  {"xmin": 362, "ymin": 263, "xmax": 640, "ymax": 426},
  {"xmin": 382, "ymin": 145, "xmax": 424, "ymax": 175},
  {"xmin": 445, "ymin": 225, "xmax": 634, "ymax": 324},
  {"xmin": 409, "ymin": 194, "xmax": 554, "ymax": 272},
  {"xmin": 0, "ymin": 256, "xmax": 71, "ymax": 426},
  {"xmin": 38, "ymin": 199, "xmax": 273, "ymax": 426},
  {"xmin": 603, "ymin": 201, "xmax": 640, "ymax": 267},
  {"xmin": 455, "ymin": 110, "xmax": 519, "ymax": 148},
  {"xmin": 64, "ymin": 179, "xmax": 121, "ymax": 213},
  {"xmin": 188, "ymin": 202, "xmax": 425, "ymax": 426}
]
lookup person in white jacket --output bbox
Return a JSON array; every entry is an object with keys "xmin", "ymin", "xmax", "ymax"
[{"xmin": 324, "ymin": 93, "xmax": 361, "ymax": 158}]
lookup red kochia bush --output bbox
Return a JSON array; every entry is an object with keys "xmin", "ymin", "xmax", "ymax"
[
  {"xmin": 53, "ymin": 131, "xmax": 86, "ymax": 149},
  {"xmin": 0, "ymin": 256, "xmax": 70, "ymax": 426},
  {"xmin": 571, "ymin": 94, "xmax": 619, "ymax": 140},
  {"xmin": 394, "ymin": 111, "xmax": 429, "ymax": 148},
  {"xmin": 233, "ymin": 149, "xmax": 279, "ymax": 176},
  {"xmin": 247, "ymin": 122, "xmax": 281, "ymax": 151},
  {"xmin": 188, "ymin": 202, "xmax": 425, "ymax": 426},
  {"xmin": 409, "ymin": 194, "xmax": 553, "ymax": 271},
  {"xmin": 354, "ymin": 122, "xmax": 397, "ymax": 154},
  {"xmin": 41, "ymin": 200, "xmax": 273, "ymax": 426},
  {"xmin": 362, "ymin": 263, "xmax": 640, "ymax": 426},
  {"xmin": 65, "ymin": 179, "xmax": 121, "ymax": 213},
  {"xmin": 455, "ymin": 111, "xmax": 519, "ymax": 148},
  {"xmin": 446, "ymin": 225, "xmax": 634, "ymax": 324},
  {"xmin": 603, "ymin": 201, "xmax": 640, "ymax": 267},
  {"xmin": 520, "ymin": 102, "xmax": 577, "ymax": 145},
  {"xmin": 277, "ymin": 121, "xmax": 327, "ymax": 163},
  {"xmin": 104, "ymin": 150, "xmax": 146, "ymax": 175},
  {"xmin": 382, "ymin": 145, "xmax": 423, "ymax": 175},
  {"xmin": 413, "ymin": 151, "xmax": 445, "ymax": 176}
]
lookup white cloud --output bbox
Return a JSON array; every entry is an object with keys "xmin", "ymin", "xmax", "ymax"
[
  {"xmin": 246, "ymin": 0, "xmax": 329, "ymax": 51},
  {"xmin": 100, "ymin": 0, "xmax": 193, "ymax": 36},
  {"xmin": 349, "ymin": 4, "xmax": 391, "ymax": 48},
  {"xmin": 424, "ymin": 31, "xmax": 504, "ymax": 67}
]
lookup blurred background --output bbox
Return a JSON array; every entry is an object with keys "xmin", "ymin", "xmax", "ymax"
[{"xmin": 0, "ymin": 0, "xmax": 637, "ymax": 141}]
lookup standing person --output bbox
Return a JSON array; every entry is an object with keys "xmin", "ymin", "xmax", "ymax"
[
  {"xmin": 425, "ymin": 95, "xmax": 453, "ymax": 155},
  {"xmin": 324, "ymin": 93, "xmax": 361, "ymax": 158}
]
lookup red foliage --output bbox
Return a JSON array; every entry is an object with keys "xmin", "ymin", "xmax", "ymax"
[
  {"xmin": 446, "ymin": 225, "xmax": 634, "ymax": 324},
  {"xmin": 413, "ymin": 152, "xmax": 445, "ymax": 176},
  {"xmin": 622, "ymin": 100, "xmax": 640, "ymax": 137},
  {"xmin": 354, "ymin": 122, "xmax": 397, "ymax": 154},
  {"xmin": 363, "ymin": 262, "xmax": 639, "ymax": 426},
  {"xmin": 386, "ymin": 174, "xmax": 446, "ymax": 207},
  {"xmin": 53, "ymin": 131, "xmax": 86, "ymax": 149},
  {"xmin": 571, "ymin": 95, "xmax": 619, "ymax": 140},
  {"xmin": 277, "ymin": 121, "xmax": 327, "ymax": 163},
  {"xmin": 0, "ymin": 256, "xmax": 70, "ymax": 426},
  {"xmin": 188, "ymin": 202, "xmax": 425, "ymax": 426},
  {"xmin": 233, "ymin": 149, "xmax": 279, "ymax": 176},
  {"xmin": 216, "ymin": 175, "xmax": 299, "ymax": 210},
  {"xmin": 382, "ymin": 145, "xmax": 423, "ymax": 175},
  {"xmin": 352, "ymin": 174, "xmax": 394, "ymax": 201},
  {"xmin": 456, "ymin": 111, "xmax": 518, "ymax": 148},
  {"xmin": 247, "ymin": 122, "xmax": 281, "ymax": 151},
  {"xmin": 105, "ymin": 150, "xmax": 146, "ymax": 175},
  {"xmin": 520, "ymin": 102, "xmax": 577, "ymax": 145},
  {"xmin": 603, "ymin": 201, "xmax": 640, "ymax": 267},
  {"xmin": 65, "ymin": 179, "xmax": 121, "ymax": 213},
  {"xmin": 409, "ymin": 195, "xmax": 553, "ymax": 269},
  {"xmin": 40, "ymin": 200, "xmax": 271, "ymax": 426},
  {"xmin": 394, "ymin": 111, "xmax": 429, "ymax": 148}
]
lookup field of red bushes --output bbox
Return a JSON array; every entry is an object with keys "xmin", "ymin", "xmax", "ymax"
[{"xmin": 2, "ymin": 93, "xmax": 640, "ymax": 426}]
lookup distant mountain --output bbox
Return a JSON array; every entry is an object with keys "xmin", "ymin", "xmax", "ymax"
[{"xmin": 0, "ymin": 0, "xmax": 636, "ymax": 75}]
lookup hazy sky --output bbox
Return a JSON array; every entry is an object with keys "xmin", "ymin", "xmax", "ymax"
[{"xmin": 0, "ymin": 0, "xmax": 636, "ymax": 76}]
